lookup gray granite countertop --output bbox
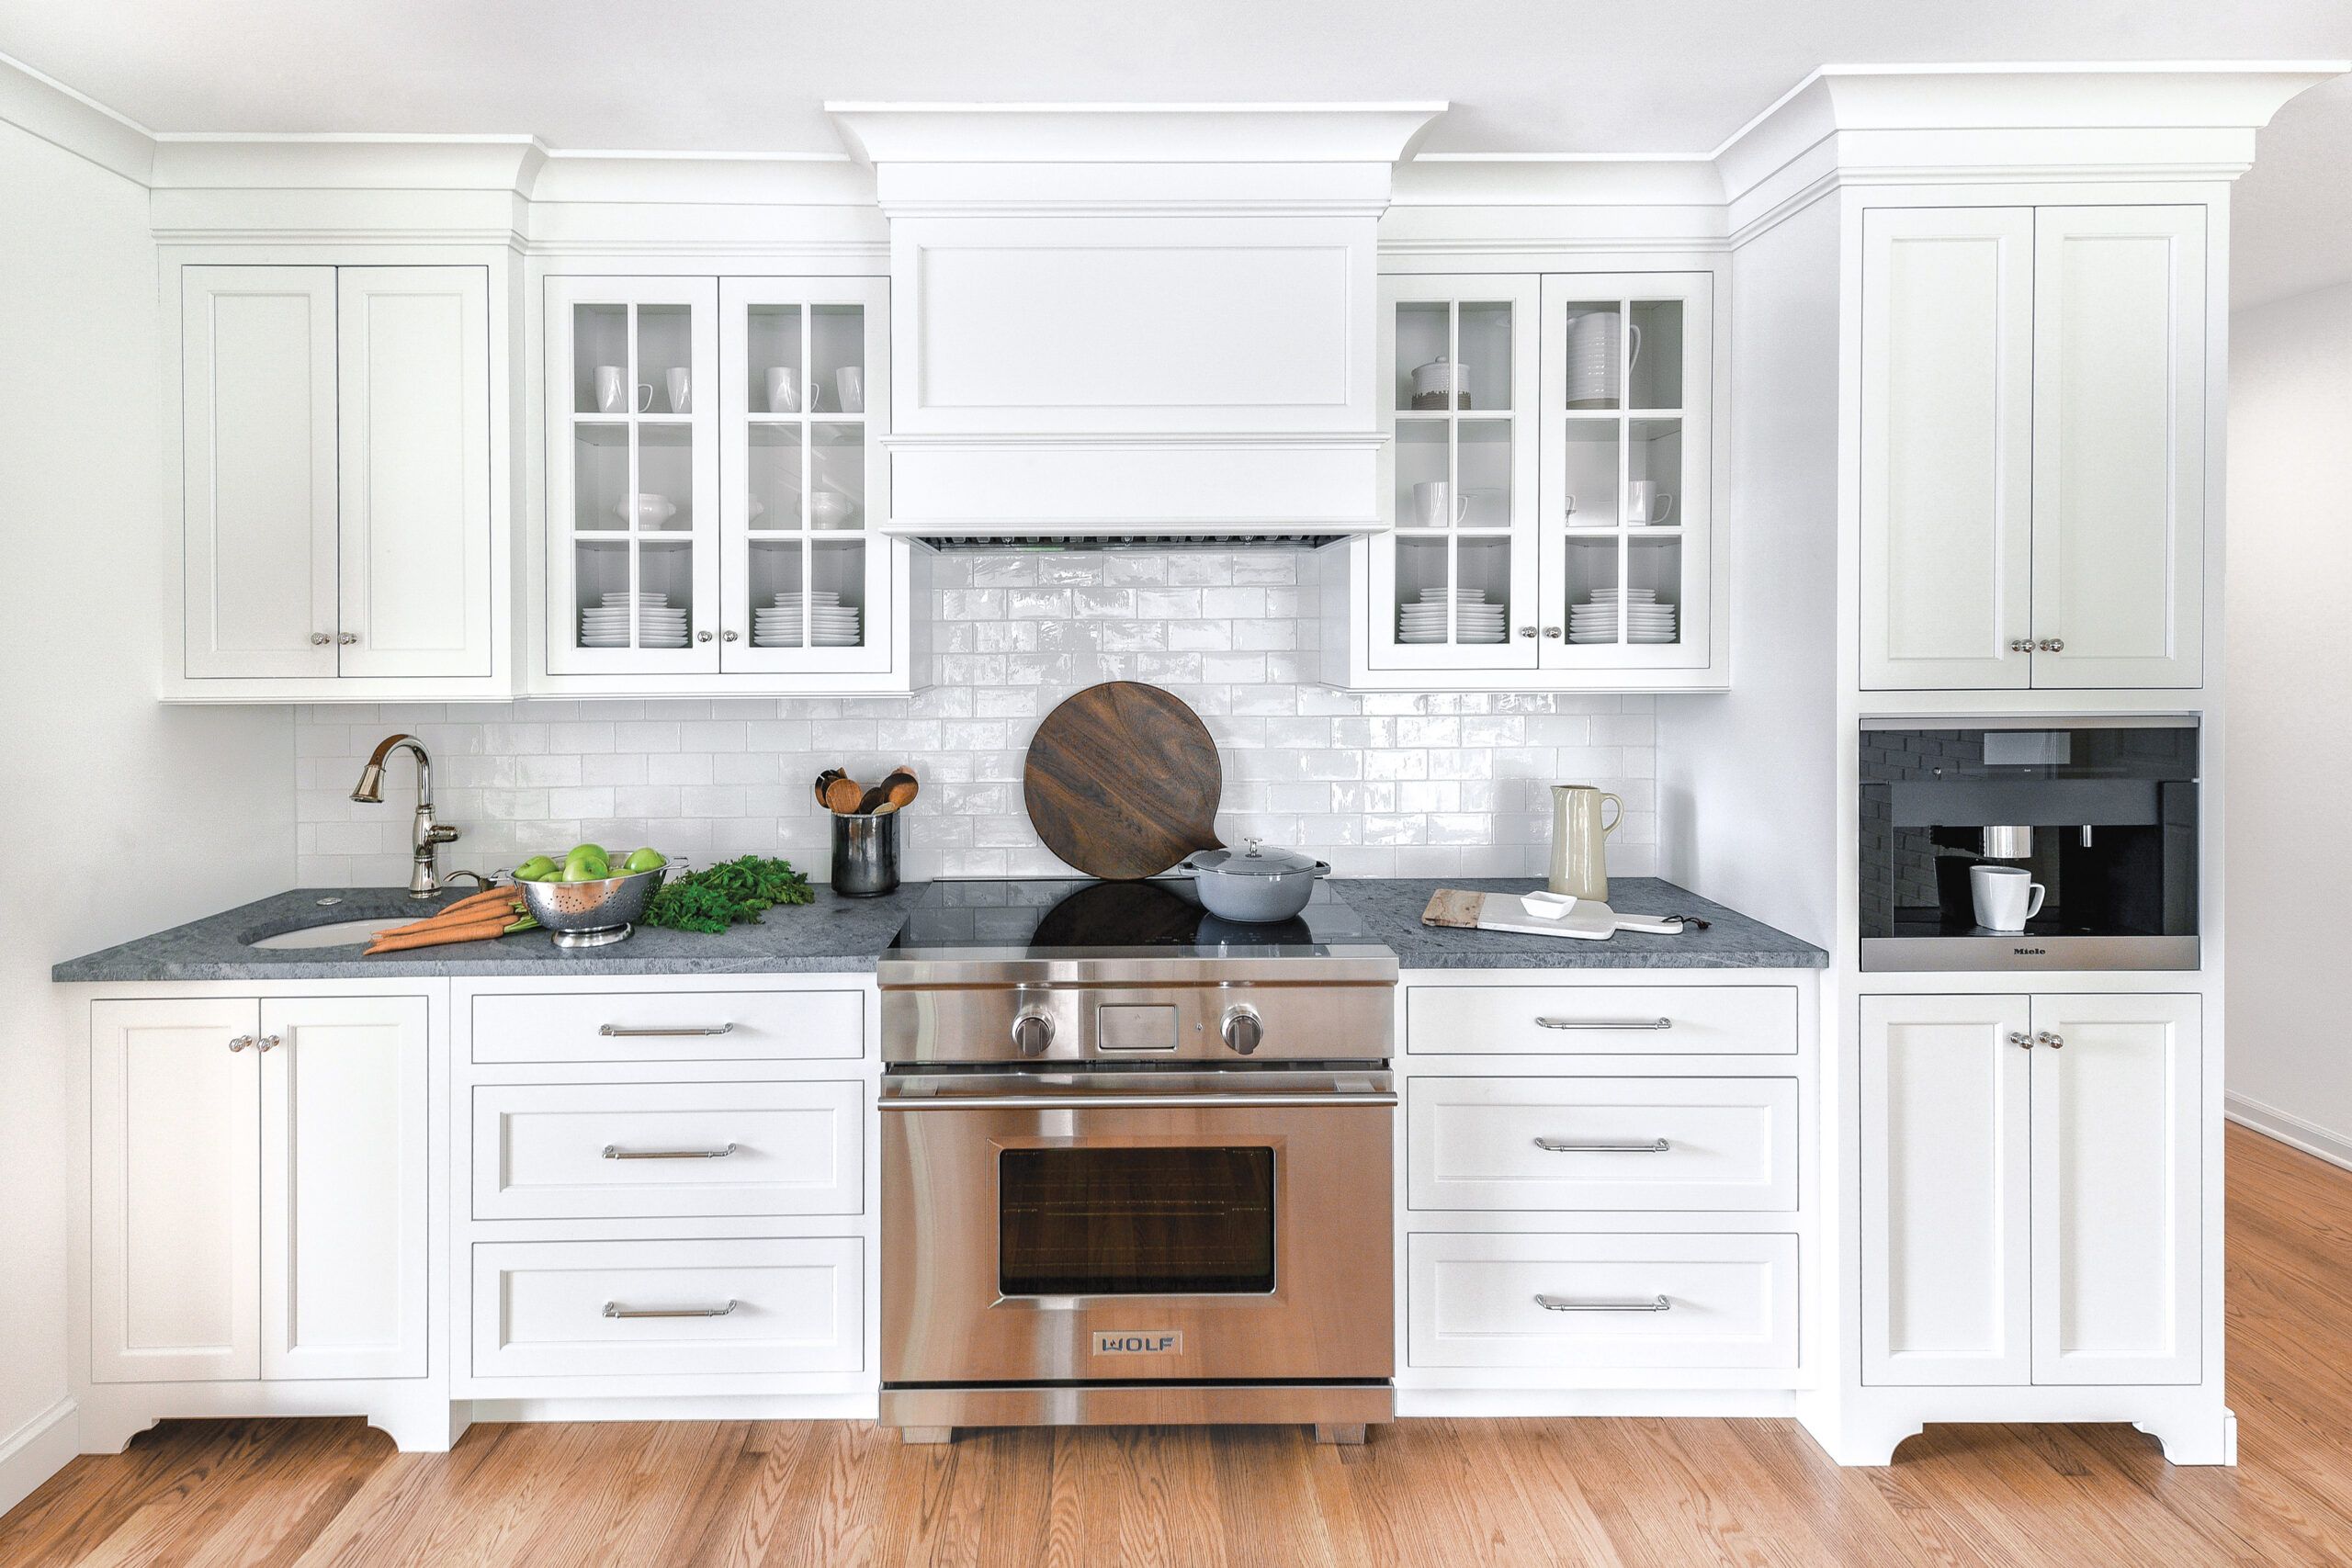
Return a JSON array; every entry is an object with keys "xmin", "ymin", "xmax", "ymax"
[
  {"xmin": 51, "ymin": 883, "xmax": 932, "ymax": 982},
  {"xmin": 1338, "ymin": 877, "xmax": 1827, "ymax": 970},
  {"xmin": 52, "ymin": 874, "xmax": 1822, "ymax": 983}
]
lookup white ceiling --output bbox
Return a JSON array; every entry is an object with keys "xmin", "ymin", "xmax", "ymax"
[{"xmin": 2, "ymin": 0, "xmax": 2346, "ymax": 302}]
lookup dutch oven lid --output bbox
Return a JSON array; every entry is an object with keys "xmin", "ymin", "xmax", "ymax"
[{"xmin": 1186, "ymin": 837, "xmax": 1321, "ymax": 876}]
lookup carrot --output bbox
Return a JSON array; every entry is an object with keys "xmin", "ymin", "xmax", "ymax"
[
  {"xmin": 379, "ymin": 893, "xmax": 524, "ymax": 937},
  {"xmin": 364, "ymin": 916, "xmax": 516, "ymax": 954},
  {"xmin": 435, "ymin": 886, "xmax": 525, "ymax": 920}
]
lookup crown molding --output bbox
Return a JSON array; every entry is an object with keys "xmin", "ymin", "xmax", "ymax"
[
  {"xmin": 826, "ymin": 102, "xmax": 1448, "ymax": 166},
  {"xmin": 0, "ymin": 49, "xmax": 153, "ymax": 182}
]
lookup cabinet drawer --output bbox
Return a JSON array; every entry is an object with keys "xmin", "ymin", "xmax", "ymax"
[
  {"xmin": 1409, "ymin": 1077, "xmax": 1795, "ymax": 1211},
  {"xmin": 1407, "ymin": 985, "xmax": 1796, "ymax": 1056},
  {"xmin": 471, "ymin": 989, "xmax": 863, "ymax": 1065},
  {"xmin": 471, "ymin": 1238, "xmax": 862, "ymax": 1379},
  {"xmin": 1408, "ymin": 1233, "xmax": 1798, "ymax": 1370},
  {"xmin": 472, "ymin": 1081, "xmax": 864, "ymax": 1220}
]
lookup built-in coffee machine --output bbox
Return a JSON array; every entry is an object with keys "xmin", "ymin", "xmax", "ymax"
[{"xmin": 1859, "ymin": 719, "xmax": 2199, "ymax": 971}]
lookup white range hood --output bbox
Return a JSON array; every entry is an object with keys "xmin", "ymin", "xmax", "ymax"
[{"xmin": 827, "ymin": 103, "xmax": 1445, "ymax": 544}]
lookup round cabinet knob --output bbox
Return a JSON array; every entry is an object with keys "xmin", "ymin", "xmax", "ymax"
[
  {"xmin": 1222, "ymin": 1007, "xmax": 1263, "ymax": 1057},
  {"xmin": 2007, "ymin": 638, "xmax": 2034, "ymax": 654},
  {"xmin": 695, "ymin": 630, "xmax": 715, "ymax": 644},
  {"xmin": 1544, "ymin": 626, "xmax": 1564, "ymax": 639},
  {"xmin": 2009, "ymin": 1031, "xmax": 2033, "ymax": 1050},
  {"xmin": 310, "ymin": 632, "xmax": 332, "ymax": 647},
  {"xmin": 1011, "ymin": 1010, "xmax": 1055, "ymax": 1058},
  {"xmin": 1518, "ymin": 626, "xmax": 1537, "ymax": 639},
  {"xmin": 2037, "ymin": 1031, "xmax": 2065, "ymax": 1050},
  {"xmin": 722, "ymin": 630, "xmax": 740, "ymax": 643},
  {"xmin": 227, "ymin": 1034, "xmax": 255, "ymax": 1053},
  {"xmin": 337, "ymin": 632, "xmax": 358, "ymax": 646},
  {"xmin": 2038, "ymin": 637, "xmax": 2064, "ymax": 653}
]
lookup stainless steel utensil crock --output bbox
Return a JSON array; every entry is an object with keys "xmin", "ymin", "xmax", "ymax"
[{"xmin": 832, "ymin": 812, "xmax": 901, "ymax": 897}]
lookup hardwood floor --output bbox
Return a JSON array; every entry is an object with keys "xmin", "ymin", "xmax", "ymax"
[{"xmin": 8, "ymin": 1122, "xmax": 2351, "ymax": 1566}]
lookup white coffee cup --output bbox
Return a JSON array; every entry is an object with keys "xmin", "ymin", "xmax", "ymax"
[
  {"xmin": 763, "ymin": 367, "xmax": 803, "ymax": 413},
  {"xmin": 1971, "ymin": 863, "xmax": 2046, "ymax": 932},
  {"xmin": 1627, "ymin": 479, "xmax": 1674, "ymax": 526},
  {"xmin": 666, "ymin": 367, "xmax": 691, "ymax": 414},
  {"xmin": 594, "ymin": 366, "xmax": 628, "ymax": 412},
  {"xmin": 1413, "ymin": 479, "xmax": 1469, "ymax": 529},
  {"xmin": 836, "ymin": 367, "xmax": 865, "ymax": 413}
]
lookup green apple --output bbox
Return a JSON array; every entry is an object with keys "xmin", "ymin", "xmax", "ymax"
[
  {"xmin": 569, "ymin": 841, "xmax": 607, "ymax": 863},
  {"xmin": 514, "ymin": 855, "xmax": 558, "ymax": 883},
  {"xmin": 623, "ymin": 847, "xmax": 667, "ymax": 873},
  {"xmin": 562, "ymin": 849, "xmax": 609, "ymax": 882}
]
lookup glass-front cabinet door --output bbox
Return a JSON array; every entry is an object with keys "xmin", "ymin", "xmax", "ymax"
[
  {"xmin": 1538, "ymin": 273, "xmax": 1713, "ymax": 671},
  {"xmin": 718, "ymin": 278, "xmax": 890, "ymax": 674},
  {"xmin": 1370, "ymin": 276, "xmax": 1541, "ymax": 671},
  {"xmin": 546, "ymin": 277, "xmax": 719, "ymax": 675}
]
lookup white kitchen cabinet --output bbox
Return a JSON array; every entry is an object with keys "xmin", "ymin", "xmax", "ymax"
[
  {"xmin": 1860, "ymin": 992, "xmax": 2199, "ymax": 1388},
  {"xmin": 180, "ymin": 266, "xmax": 339, "ymax": 682},
  {"xmin": 90, "ymin": 996, "xmax": 428, "ymax": 1385},
  {"xmin": 1319, "ymin": 269, "xmax": 1720, "ymax": 691},
  {"xmin": 541, "ymin": 275, "xmax": 911, "ymax": 692},
  {"xmin": 1859, "ymin": 205, "xmax": 2206, "ymax": 691},
  {"xmin": 334, "ymin": 267, "xmax": 495, "ymax": 680},
  {"xmin": 175, "ymin": 263, "xmax": 500, "ymax": 694}
]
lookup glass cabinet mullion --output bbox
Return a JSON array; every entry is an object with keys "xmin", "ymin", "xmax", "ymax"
[{"xmin": 625, "ymin": 301, "xmax": 641, "ymax": 647}]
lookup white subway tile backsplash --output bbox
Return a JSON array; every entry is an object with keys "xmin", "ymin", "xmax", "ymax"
[{"xmin": 294, "ymin": 548, "xmax": 1657, "ymax": 886}]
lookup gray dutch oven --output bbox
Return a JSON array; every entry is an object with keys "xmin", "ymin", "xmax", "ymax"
[{"xmin": 1180, "ymin": 838, "xmax": 1332, "ymax": 922}]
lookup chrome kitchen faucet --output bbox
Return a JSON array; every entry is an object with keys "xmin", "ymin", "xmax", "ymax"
[{"xmin": 350, "ymin": 733, "xmax": 464, "ymax": 897}]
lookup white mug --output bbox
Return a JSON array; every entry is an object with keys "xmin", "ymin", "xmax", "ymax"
[
  {"xmin": 594, "ymin": 366, "xmax": 626, "ymax": 412},
  {"xmin": 1970, "ymin": 864, "xmax": 2046, "ymax": 932},
  {"xmin": 1627, "ymin": 479, "xmax": 1674, "ymax": 526},
  {"xmin": 836, "ymin": 367, "xmax": 865, "ymax": 413},
  {"xmin": 1413, "ymin": 479, "xmax": 1469, "ymax": 529},
  {"xmin": 763, "ymin": 367, "xmax": 802, "ymax": 413},
  {"xmin": 666, "ymin": 367, "xmax": 691, "ymax": 414}
]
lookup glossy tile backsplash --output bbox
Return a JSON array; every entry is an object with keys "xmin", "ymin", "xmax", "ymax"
[{"xmin": 294, "ymin": 550, "xmax": 1657, "ymax": 886}]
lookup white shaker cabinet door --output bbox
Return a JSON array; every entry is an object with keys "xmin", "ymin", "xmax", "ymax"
[
  {"xmin": 335, "ymin": 267, "xmax": 494, "ymax": 679},
  {"xmin": 180, "ymin": 266, "xmax": 340, "ymax": 679},
  {"xmin": 1860, "ymin": 993, "xmax": 2033, "ymax": 1386},
  {"xmin": 259, "ymin": 997, "xmax": 431, "ymax": 1380},
  {"xmin": 90, "ymin": 998, "xmax": 264, "ymax": 1383},
  {"xmin": 2029, "ymin": 993, "xmax": 2201, "ymax": 1385},
  {"xmin": 2029, "ymin": 207, "xmax": 2206, "ymax": 689},
  {"xmin": 1858, "ymin": 209, "xmax": 2034, "ymax": 691}
]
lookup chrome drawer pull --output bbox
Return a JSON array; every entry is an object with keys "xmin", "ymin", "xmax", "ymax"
[
  {"xmin": 598, "ymin": 1022, "xmax": 735, "ymax": 1038},
  {"xmin": 1534, "ymin": 1293, "xmax": 1672, "ymax": 1314},
  {"xmin": 1533, "ymin": 1137, "xmax": 1670, "ymax": 1154},
  {"xmin": 602, "ymin": 1143, "xmax": 739, "ymax": 1161},
  {"xmin": 1535, "ymin": 1016, "xmax": 1672, "ymax": 1032},
  {"xmin": 603, "ymin": 1300, "xmax": 738, "ymax": 1319}
]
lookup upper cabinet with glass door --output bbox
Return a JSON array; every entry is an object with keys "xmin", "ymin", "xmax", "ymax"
[
  {"xmin": 1539, "ymin": 273, "xmax": 1714, "ymax": 676},
  {"xmin": 718, "ymin": 278, "xmax": 891, "ymax": 676},
  {"xmin": 1369, "ymin": 276, "xmax": 1540, "ymax": 672},
  {"xmin": 546, "ymin": 277, "xmax": 718, "ymax": 677}
]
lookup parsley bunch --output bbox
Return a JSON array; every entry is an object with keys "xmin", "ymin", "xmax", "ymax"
[{"xmin": 640, "ymin": 855, "xmax": 817, "ymax": 933}]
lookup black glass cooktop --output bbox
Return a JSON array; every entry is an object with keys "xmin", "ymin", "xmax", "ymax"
[{"xmin": 886, "ymin": 877, "xmax": 1380, "ymax": 958}]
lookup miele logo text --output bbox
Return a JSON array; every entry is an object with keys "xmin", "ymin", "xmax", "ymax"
[
  {"xmin": 1093, "ymin": 1331, "xmax": 1182, "ymax": 1356},
  {"xmin": 2014, "ymin": 946, "xmax": 2047, "ymax": 955}
]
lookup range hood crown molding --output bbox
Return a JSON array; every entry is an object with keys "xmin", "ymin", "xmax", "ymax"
[{"xmin": 826, "ymin": 102, "xmax": 1449, "ymax": 168}]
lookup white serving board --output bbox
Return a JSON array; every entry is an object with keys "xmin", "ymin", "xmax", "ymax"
[{"xmin": 1421, "ymin": 889, "xmax": 1686, "ymax": 942}]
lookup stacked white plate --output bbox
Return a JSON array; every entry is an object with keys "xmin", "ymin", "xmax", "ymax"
[
  {"xmin": 581, "ymin": 592, "xmax": 689, "ymax": 649},
  {"xmin": 1398, "ymin": 588, "xmax": 1507, "ymax": 646},
  {"xmin": 1568, "ymin": 588, "xmax": 1677, "ymax": 645},
  {"xmin": 753, "ymin": 591, "xmax": 861, "ymax": 649}
]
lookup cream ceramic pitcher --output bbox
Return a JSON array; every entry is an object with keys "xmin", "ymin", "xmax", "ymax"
[{"xmin": 1548, "ymin": 784, "xmax": 1623, "ymax": 901}]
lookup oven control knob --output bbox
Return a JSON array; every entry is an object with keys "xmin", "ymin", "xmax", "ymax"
[
  {"xmin": 1221, "ymin": 1007, "xmax": 1264, "ymax": 1056},
  {"xmin": 1011, "ymin": 1010, "xmax": 1055, "ymax": 1058}
]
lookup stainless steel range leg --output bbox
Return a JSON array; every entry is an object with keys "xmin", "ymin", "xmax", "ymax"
[
  {"xmin": 1314, "ymin": 1423, "xmax": 1367, "ymax": 1446},
  {"xmin": 899, "ymin": 1426, "xmax": 955, "ymax": 1446}
]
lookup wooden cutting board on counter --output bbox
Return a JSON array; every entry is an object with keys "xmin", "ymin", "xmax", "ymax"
[
  {"xmin": 1023, "ymin": 682, "xmax": 1224, "ymax": 881},
  {"xmin": 1422, "ymin": 889, "xmax": 1688, "ymax": 942}
]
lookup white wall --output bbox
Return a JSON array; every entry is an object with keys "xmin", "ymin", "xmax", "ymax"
[
  {"xmin": 0, "ymin": 122, "xmax": 294, "ymax": 1507},
  {"xmin": 292, "ymin": 548, "xmax": 1659, "ymax": 887},
  {"xmin": 1656, "ymin": 197, "xmax": 1841, "ymax": 947},
  {"xmin": 2224, "ymin": 280, "xmax": 2352, "ymax": 1164}
]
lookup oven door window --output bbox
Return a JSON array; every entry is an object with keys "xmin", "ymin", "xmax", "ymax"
[{"xmin": 999, "ymin": 1146, "xmax": 1275, "ymax": 1296}]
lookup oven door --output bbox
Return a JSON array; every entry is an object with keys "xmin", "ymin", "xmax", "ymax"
[{"xmin": 881, "ymin": 1069, "xmax": 1395, "ymax": 1385}]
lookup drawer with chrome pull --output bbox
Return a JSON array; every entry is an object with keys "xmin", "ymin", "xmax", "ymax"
[
  {"xmin": 1408, "ymin": 1077, "xmax": 1796, "ymax": 1210},
  {"xmin": 471, "ymin": 988, "xmax": 864, "ymax": 1065},
  {"xmin": 1406, "ymin": 985, "xmax": 1796, "ymax": 1056},
  {"xmin": 471, "ymin": 1237, "xmax": 863, "ymax": 1379},
  {"xmin": 472, "ymin": 1081, "xmax": 863, "ymax": 1220},
  {"xmin": 1407, "ymin": 1232, "xmax": 1797, "ymax": 1370}
]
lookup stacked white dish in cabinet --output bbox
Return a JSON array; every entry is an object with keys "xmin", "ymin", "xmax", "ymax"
[
  {"xmin": 581, "ymin": 592, "xmax": 688, "ymax": 649},
  {"xmin": 1569, "ymin": 590, "xmax": 1677, "ymax": 644},
  {"xmin": 1399, "ymin": 589, "xmax": 1507, "ymax": 645},
  {"xmin": 754, "ymin": 592, "xmax": 861, "ymax": 649}
]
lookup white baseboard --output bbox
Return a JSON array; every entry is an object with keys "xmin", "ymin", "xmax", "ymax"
[
  {"xmin": 0, "ymin": 1396, "xmax": 77, "ymax": 1521},
  {"xmin": 466, "ymin": 1393, "xmax": 878, "ymax": 1425},
  {"xmin": 2226, "ymin": 1093, "xmax": 2352, "ymax": 1172}
]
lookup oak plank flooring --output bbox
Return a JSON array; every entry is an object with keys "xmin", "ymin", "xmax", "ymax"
[{"xmin": 10, "ymin": 1124, "xmax": 2352, "ymax": 1567}]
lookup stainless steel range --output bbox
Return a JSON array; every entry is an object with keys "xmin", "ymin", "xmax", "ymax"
[{"xmin": 877, "ymin": 878, "xmax": 1398, "ymax": 1445}]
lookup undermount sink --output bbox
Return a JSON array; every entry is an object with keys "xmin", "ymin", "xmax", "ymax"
[{"xmin": 246, "ymin": 917, "xmax": 405, "ymax": 951}]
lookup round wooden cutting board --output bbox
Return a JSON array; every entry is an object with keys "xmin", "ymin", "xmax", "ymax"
[{"xmin": 1023, "ymin": 682, "xmax": 1225, "ymax": 881}]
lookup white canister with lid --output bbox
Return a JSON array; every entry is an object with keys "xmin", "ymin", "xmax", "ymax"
[{"xmin": 1411, "ymin": 355, "xmax": 1469, "ymax": 410}]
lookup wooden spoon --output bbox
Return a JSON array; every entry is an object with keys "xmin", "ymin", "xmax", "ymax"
[
  {"xmin": 812, "ymin": 769, "xmax": 843, "ymax": 810},
  {"xmin": 823, "ymin": 776, "xmax": 866, "ymax": 815},
  {"xmin": 855, "ymin": 784, "xmax": 889, "ymax": 815},
  {"xmin": 877, "ymin": 775, "xmax": 921, "ymax": 814}
]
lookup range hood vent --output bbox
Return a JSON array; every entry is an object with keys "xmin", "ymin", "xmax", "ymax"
[
  {"xmin": 915, "ymin": 531, "xmax": 1348, "ymax": 553},
  {"xmin": 828, "ymin": 103, "xmax": 1445, "ymax": 542}
]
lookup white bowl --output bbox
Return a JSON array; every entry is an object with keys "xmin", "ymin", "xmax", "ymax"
[
  {"xmin": 614, "ymin": 492, "xmax": 678, "ymax": 528},
  {"xmin": 808, "ymin": 491, "xmax": 857, "ymax": 529}
]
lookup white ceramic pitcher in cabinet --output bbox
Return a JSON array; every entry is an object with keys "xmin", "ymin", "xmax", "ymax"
[{"xmin": 1548, "ymin": 784, "xmax": 1623, "ymax": 901}]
